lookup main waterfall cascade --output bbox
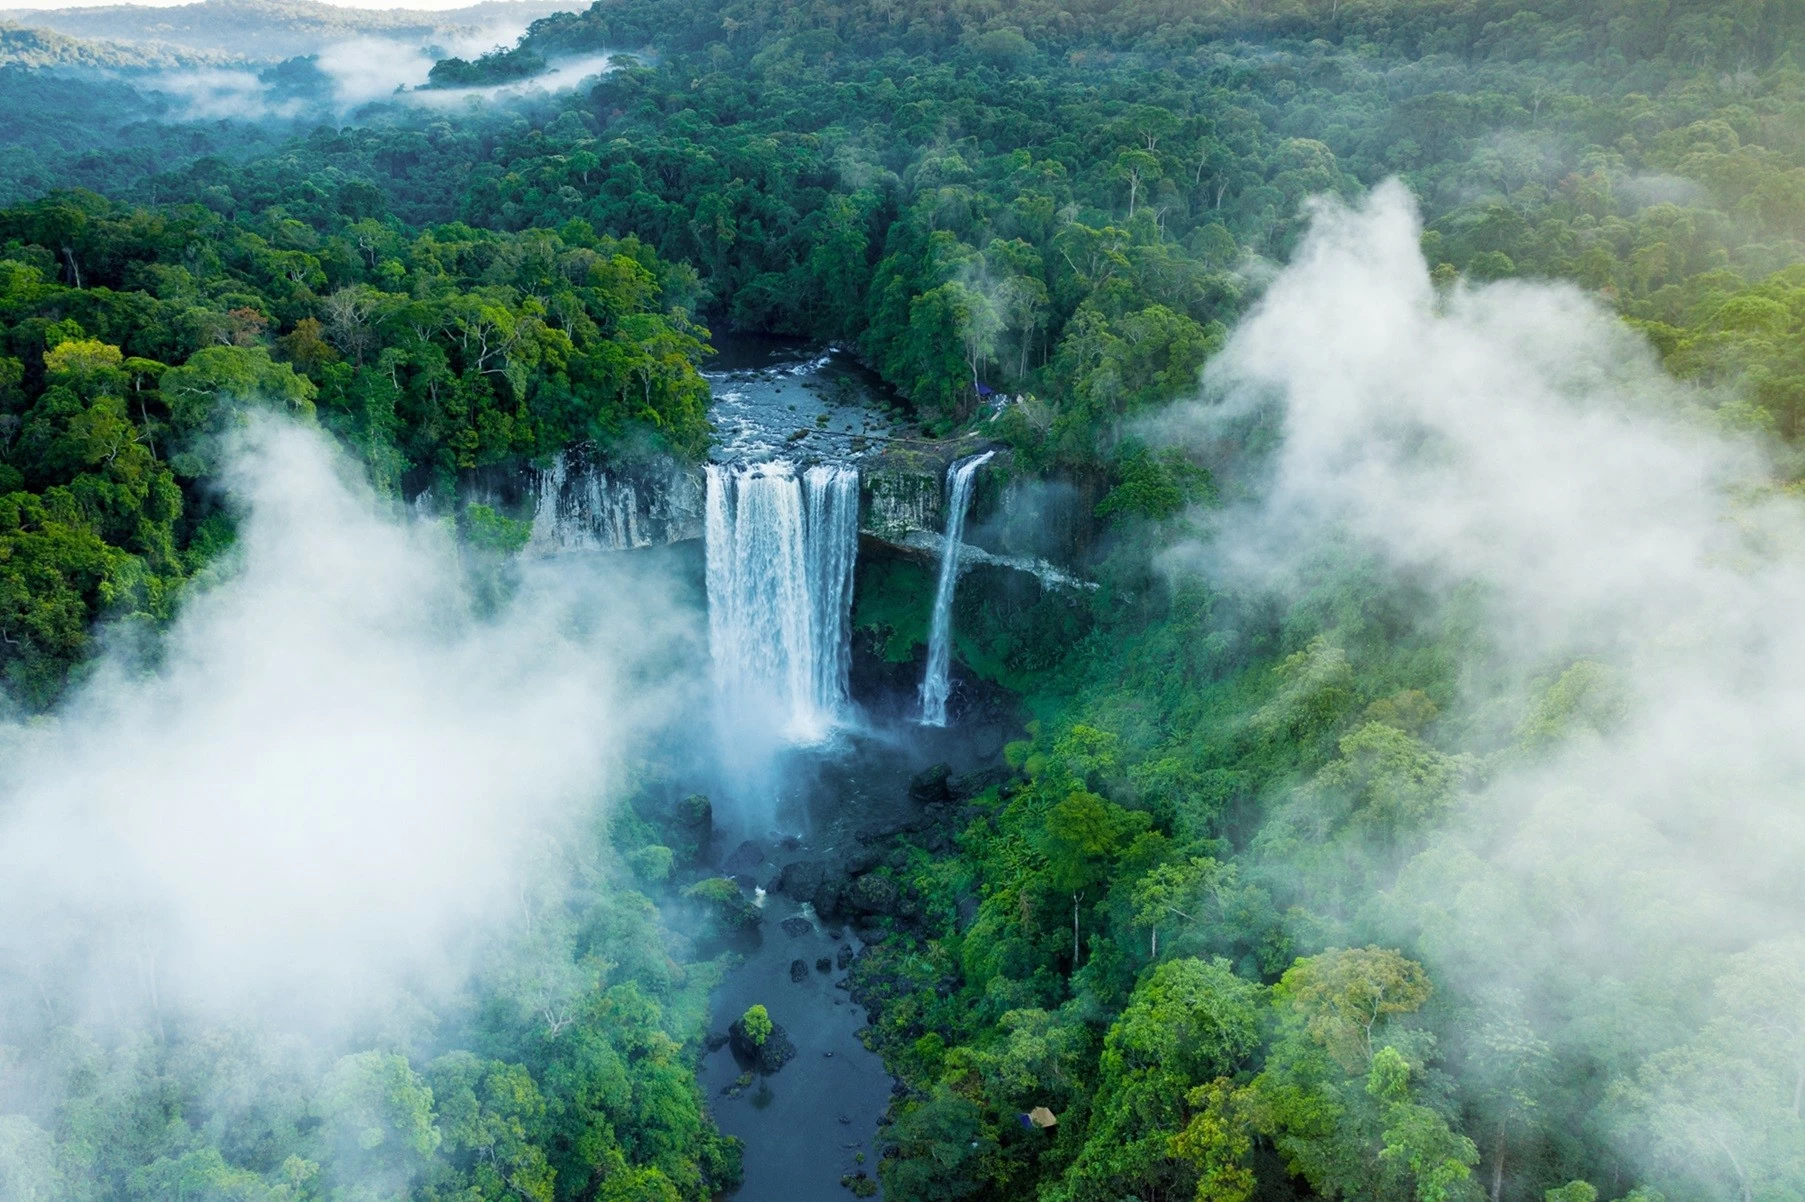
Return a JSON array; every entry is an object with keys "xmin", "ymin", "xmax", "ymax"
[
  {"xmin": 920, "ymin": 450, "xmax": 997, "ymax": 727},
  {"xmin": 706, "ymin": 460, "xmax": 861, "ymax": 741}
]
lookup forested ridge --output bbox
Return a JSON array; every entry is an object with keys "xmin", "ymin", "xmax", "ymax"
[{"xmin": 3, "ymin": 0, "xmax": 1805, "ymax": 1200}]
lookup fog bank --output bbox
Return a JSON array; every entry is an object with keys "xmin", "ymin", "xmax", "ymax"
[
  {"xmin": 0, "ymin": 419, "xmax": 693, "ymax": 1034},
  {"xmin": 1172, "ymin": 179, "xmax": 1805, "ymax": 1187}
]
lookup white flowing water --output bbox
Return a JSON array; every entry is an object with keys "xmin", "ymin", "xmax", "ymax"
[
  {"xmin": 919, "ymin": 450, "xmax": 995, "ymax": 726},
  {"xmin": 804, "ymin": 463, "xmax": 860, "ymax": 717},
  {"xmin": 706, "ymin": 460, "xmax": 861, "ymax": 742}
]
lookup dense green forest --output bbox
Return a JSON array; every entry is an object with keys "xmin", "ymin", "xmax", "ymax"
[{"xmin": 4, "ymin": 0, "xmax": 1805, "ymax": 1200}]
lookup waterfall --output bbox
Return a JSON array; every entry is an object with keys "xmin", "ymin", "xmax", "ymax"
[
  {"xmin": 706, "ymin": 460, "xmax": 860, "ymax": 741},
  {"xmin": 919, "ymin": 450, "xmax": 995, "ymax": 727},
  {"xmin": 804, "ymin": 463, "xmax": 860, "ymax": 717}
]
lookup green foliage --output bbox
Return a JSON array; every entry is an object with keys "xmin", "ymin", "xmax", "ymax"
[
  {"xmin": 8, "ymin": 1, "xmax": 1805, "ymax": 1199},
  {"xmin": 682, "ymin": 877, "xmax": 761, "ymax": 937},
  {"xmin": 0, "ymin": 198, "xmax": 711, "ymax": 703},
  {"xmin": 1052, "ymin": 958, "xmax": 1263, "ymax": 1202},
  {"xmin": 740, "ymin": 1005, "xmax": 773, "ymax": 1047}
]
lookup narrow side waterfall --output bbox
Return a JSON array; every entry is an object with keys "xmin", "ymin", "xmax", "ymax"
[
  {"xmin": 920, "ymin": 450, "xmax": 996, "ymax": 727},
  {"xmin": 706, "ymin": 460, "xmax": 860, "ymax": 741}
]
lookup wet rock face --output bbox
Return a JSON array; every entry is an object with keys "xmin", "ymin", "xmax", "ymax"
[
  {"xmin": 527, "ymin": 446, "xmax": 707, "ymax": 553},
  {"xmin": 861, "ymin": 465, "xmax": 943, "ymax": 542}
]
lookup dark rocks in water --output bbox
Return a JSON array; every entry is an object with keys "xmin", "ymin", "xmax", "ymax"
[
  {"xmin": 947, "ymin": 764, "xmax": 1009, "ymax": 799},
  {"xmin": 842, "ymin": 848, "xmax": 882, "ymax": 874},
  {"xmin": 845, "ymin": 873, "xmax": 900, "ymax": 916},
  {"xmin": 781, "ymin": 916, "xmax": 813, "ymax": 938},
  {"xmin": 836, "ymin": 945, "xmax": 854, "ymax": 969},
  {"xmin": 729, "ymin": 1016, "xmax": 797, "ymax": 1074},
  {"xmin": 790, "ymin": 958, "xmax": 810, "ymax": 982},
  {"xmin": 778, "ymin": 859, "xmax": 825, "ymax": 901},
  {"xmin": 705, "ymin": 1031, "xmax": 730, "ymax": 1052},
  {"xmin": 778, "ymin": 834, "xmax": 802, "ymax": 851},
  {"xmin": 812, "ymin": 879, "xmax": 845, "ymax": 918},
  {"xmin": 835, "ymin": 978, "xmax": 850, "ymax": 990},
  {"xmin": 855, "ymin": 811, "xmax": 931, "ymax": 844},
  {"xmin": 816, "ymin": 956, "xmax": 833, "ymax": 973},
  {"xmin": 730, "ymin": 873, "xmax": 758, "ymax": 892},
  {"xmin": 908, "ymin": 762, "xmax": 952, "ymax": 802},
  {"xmin": 722, "ymin": 839, "xmax": 764, "ymax": 874}
]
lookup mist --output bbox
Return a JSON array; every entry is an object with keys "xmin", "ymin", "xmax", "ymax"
[
  {"xmin": 139, "ymin": 20, "xmax": 619, "ymax": 120},
  {"xmin": 1168, "ymin": 179, "xmax": 1805, "ymax": 1189},
  {"xmin": 0, "ymin": 417, "xmax": 700, "ymax": 1038}
]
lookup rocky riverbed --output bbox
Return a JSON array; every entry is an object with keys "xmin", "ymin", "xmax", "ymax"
[{"xmin": 689, "ymin": 703, "xmax": 1016, "ymax": 1202}]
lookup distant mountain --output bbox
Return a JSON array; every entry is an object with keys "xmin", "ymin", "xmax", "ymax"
[
  {"xmin": 0, "ymin": 19, "xmax": 236, "ymax": 68},
  {"xmin": 7, "ymin": 0, "xmax": 569, "ymax": 60}
]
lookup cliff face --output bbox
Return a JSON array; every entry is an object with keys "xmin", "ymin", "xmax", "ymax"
[
  {"xmin": 525, "ymin": 445, "xmax": 706, "ymax": 554},
  {"xmin": 522, "ymin": 440, "xmax": 1096, "ymax": 587}
]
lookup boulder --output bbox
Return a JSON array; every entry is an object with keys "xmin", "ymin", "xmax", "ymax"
[
  {"xmin": 676, "ymin": 792, "xmax": 713, "ymax": 830},
  {"xmin": 721, "ymin": 839, "xmax": 764, "ymax": 874},
  {"xmin": 667, "ymin": 793, "xmax": 713, "ymax": 864},
  {"xmin": 855, "ymin": 812, "xmax": 928, "ymax": 843},
  {"xmin": 781, "ymin": 916, "xmax": 813, "ymax": 938},
  {"xmin": 909, "ymin": 763, "xmax": 953, "ymax": 802},
  {"xmin": 947, "ymin": 765, "xmax": 1008, "ymax": 799},
  {"xmin": 812, "ymin": 879, "xmax": 845, "ymax": 919},
  {"xmin": 842, "ymin": 848, "xmax": 882, "ymax": 874},
  {"xmin": 815, "ymin": 957, "xmax": 832, "ymax": 973},
  {"xmin": 729, "ymin": 1017, "xmax": 797, "ymax": 1074},
  {"xmin": 777, "ymin": 859, "xmax": 825, "ymax": 901},
  {"xmin": 845, "ymin": 873, "xmax": 900, "ymax": 916},
  {"xmin": 790, "ymin": 959, "xmax": 809, "ymax": 982},
  {"xmin": 836, "ymin": 945, "xmax": 854, "ymax": 969}
]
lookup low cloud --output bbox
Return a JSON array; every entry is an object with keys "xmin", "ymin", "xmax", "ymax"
[
  {"xmin": 0, "ymin": 418, "xmax": 699, "ymax": 1037},
  {"xmin": 1165, "ymin": 179, "xmax": 1805, "ymax": 1181}
]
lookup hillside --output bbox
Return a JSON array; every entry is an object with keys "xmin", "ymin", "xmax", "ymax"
[
  {"xmin": 0, "ymin": 19, "xmax": 238, "ymax": 67},
  {"xmin": 7, "ymin": 0, "xmax": 568, "ymax": 59}
]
